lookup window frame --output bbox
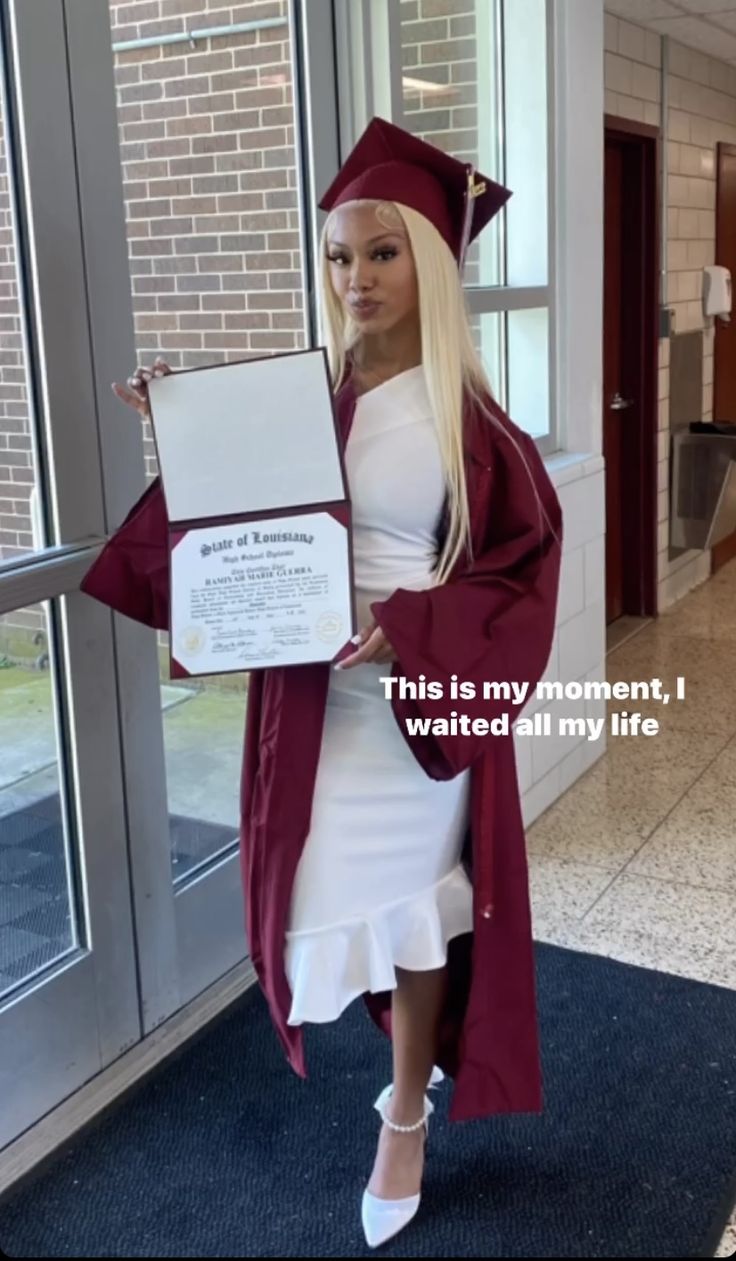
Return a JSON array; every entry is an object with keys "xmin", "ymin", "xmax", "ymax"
[{"xmin": 331, "ymin": 0, "xmax": 558, "ymax": 454}]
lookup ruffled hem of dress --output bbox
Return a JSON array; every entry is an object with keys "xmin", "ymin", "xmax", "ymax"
[{"xmin": 284, "ymin": 864, "xmax": 474, "ymax": 1026}]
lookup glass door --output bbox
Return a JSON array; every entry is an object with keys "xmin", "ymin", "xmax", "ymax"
[
  {"xmin": 0, "ymin": 0, "xmax": 340, "ymax": 1150},
  {"xmin": 0, "ymin": 0, "xmax": 140, "ymax": 1147},
  {"xmin": 102, "ymin": 0, "xmax": 318, "ymax": 1015}
]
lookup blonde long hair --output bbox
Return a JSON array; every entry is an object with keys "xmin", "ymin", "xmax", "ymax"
[{"xmin": 318, "ymin": 198, "xmax": 559, "ymax": 584}]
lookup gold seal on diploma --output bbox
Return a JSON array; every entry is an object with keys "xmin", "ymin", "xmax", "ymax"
[
  {"xmin": 179, "ymin": 625, "xmax": 207, "ymax": 656},
  {"xmin": 316, "ymin": 611, "xmax": 342, "ymax": 642}
]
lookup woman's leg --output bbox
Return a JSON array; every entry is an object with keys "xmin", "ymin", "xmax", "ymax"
[{"xmin": 367, "ymin": 963, "xmax": 448, "ymax": 1199}]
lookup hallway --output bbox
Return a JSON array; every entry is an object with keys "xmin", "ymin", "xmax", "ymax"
[{"xmin": 527, "ymin": 558, "xmax": 736, "ymax": 1257}]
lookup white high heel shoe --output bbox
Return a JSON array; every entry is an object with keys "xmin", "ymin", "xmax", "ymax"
[{"xmin": 360, "ymin": 1067, "xmax": 443, "ymax": 1249}]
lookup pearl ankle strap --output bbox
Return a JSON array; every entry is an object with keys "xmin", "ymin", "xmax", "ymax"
[{"xmin": 373, "ymin": 1084, "xmax": 434, "ymax": 1133}]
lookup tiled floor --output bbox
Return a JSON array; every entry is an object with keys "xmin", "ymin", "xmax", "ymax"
[{"xmin": 526, "ymin": 556, "xmax": 736, "ymax": 1258}]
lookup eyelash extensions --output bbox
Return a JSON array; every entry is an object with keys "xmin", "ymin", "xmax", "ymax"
[{"xmin": 327, "ymin": 248, "xmax": 398, "ymax": 265}]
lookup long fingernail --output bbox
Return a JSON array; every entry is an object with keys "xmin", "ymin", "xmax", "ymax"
[
  {"xmin": 350, "ymin": 634, "xmax": 362, "ymax": 645},
  {"xmin": 334, "ymin": 663, "xmax": 344, "ymax": 671}
]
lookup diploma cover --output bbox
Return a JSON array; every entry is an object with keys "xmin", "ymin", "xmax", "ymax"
[{"xmin": 146, "ymin": 348, "xmax": 355, "ymax": 677}]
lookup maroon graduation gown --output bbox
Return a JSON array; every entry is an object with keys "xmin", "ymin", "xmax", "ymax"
[{"xmin": 80, "ymin": 375, "xmax": 563, "ymax": 1123}]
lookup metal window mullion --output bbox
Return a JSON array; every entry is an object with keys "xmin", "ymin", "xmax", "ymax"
[
  {"xmin": 0, "ymin": 543, "xmax": 103, "ymax": 615},
  {"xmin": 498, "ymin": 0, "xmax": 509, "ymax": 415},
  {"xmin": 332, "ymin": 0, "xmax": 366, "ymax": 151},
  {"xmin": 475, "ymin": 0, "xmax": 504, "ymax": 289},
  {"xmin": 291, "ymin": 0, "xmax": 341, "ymax": 344},
  {"xmin": 465, "ymin": 285, "xmax": 549, "ymax": 314},
  {"xmin": 331, "ymin": 0, "xmax": 403, "ymax": 153},
  {"xmin": 550, "ymin": 0, "xmax": 604, "ymax": 457},
  {"xmin": 369, "ymin": 0, "xmax": 404, "ymax": 130},
  {"xmin": 545, "ymin": 0, "xmax": 558, "ymax": 450},
  {"xmin": 497, "ymin": 0, "xmax": 508, "ymax": 288}
]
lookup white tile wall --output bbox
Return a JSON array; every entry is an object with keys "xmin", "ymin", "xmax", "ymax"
[
  {"xmin": 583, "ymin": 535, "xmax": 606, "ymax": 607},
  {"xmin": 604, "ymin": 12, "xmax": 736, "ymax": 610},
  {"xmin": 556, "ymin": 545, "xmax": 585, "ymax": 625},
  {"xmin": 558, "ymin": 596, "xmax": 607, "ymax": 681},
  {"xmin": 517, "ymin": 459, "xmax": 608, "ymax": 829}
]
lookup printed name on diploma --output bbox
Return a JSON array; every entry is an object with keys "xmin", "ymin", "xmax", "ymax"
[{"xmin": 171, "ymin": 513, "xmax": 351, "ymax": 671}]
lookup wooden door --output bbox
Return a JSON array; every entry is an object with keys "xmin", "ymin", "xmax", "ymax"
[{"xmin": 602, "ymin": 121, "xmax": 658, "ymax": 622}]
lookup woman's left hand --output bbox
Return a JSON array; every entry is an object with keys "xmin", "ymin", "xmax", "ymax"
[{"xmin": 336, "ymin": 620, "xmax": 398, "ymax": 669}]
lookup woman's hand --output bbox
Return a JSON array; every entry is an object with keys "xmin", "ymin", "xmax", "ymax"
[
  {"xmin": 111, "ymin": 356, "xmax": 173, "ymax": 419},
  {"xmin": 336, "ymin": 619, "xmax": 398, "ymax": 669}
]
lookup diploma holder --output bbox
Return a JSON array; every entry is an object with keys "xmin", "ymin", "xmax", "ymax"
[{"xmin": 146, "ymin": 348, "xmax": 356, "ymax": 678}]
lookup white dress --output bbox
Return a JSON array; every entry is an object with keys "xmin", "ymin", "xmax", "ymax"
[{"xmin": 284, "ymin": 365, "xmax": 474, "ymax": 1025}]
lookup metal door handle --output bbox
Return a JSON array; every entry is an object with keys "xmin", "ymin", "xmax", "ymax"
[{"xmin": 609, "ymin": 392, "xmax": 634, "ymax": 410}]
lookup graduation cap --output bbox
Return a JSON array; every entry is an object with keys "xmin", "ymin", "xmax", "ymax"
[{"xmin": 317, "ymin": 115, "xmax": 511, "ymax": 269}]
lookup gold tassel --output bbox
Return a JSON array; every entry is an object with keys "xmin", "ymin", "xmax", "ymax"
[{"xmin": 459, "ymin": 164, "xmax": 486, "ymax": 268}]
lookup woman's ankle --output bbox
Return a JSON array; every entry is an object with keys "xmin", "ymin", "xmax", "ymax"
[{"xmin": 384, "ymin": 1089, "xmax": 427, "ymax": 1128}]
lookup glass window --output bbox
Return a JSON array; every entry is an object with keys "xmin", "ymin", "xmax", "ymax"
[
  {"xmin": 503, "ymin": 0, "xmax": 548, "ymax": 288},
  {"xmin": 400, "ymin": 0, "xmax": 503, "ymax": 289},
  {"xmin": 0, "ymin": 602, "xmax": 79, "ymax": 999},
  {"xmin": 397, "ymin": 0, "xmax": 551, "ymax": 441},
  {"xmin": 0, "ymin": 54, "xmax": 43, "ymax": 562},
  {"xmin": 474, "ymin": 308, "xmax": 550, "ymax": 439},
  {"xmin": 110, "ymin": 0, "xmax": 310, "ymax": 883},
  {"xmin": 506, "ymin": 307, "xmax": 549, "ymax": 440}
]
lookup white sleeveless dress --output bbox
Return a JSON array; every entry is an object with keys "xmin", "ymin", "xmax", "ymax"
[{"xmin": 284, "ymin": 365, "xmax": 474, "ymax": 1025}]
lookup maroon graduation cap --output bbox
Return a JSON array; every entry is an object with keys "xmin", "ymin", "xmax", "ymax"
[{"xmin": 317, "ymin": 115, "xmax": 512, "ymax": 268}]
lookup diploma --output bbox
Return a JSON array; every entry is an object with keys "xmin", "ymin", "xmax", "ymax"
[
  {"xmin": 146, "ymin": 349, "xmax": 355, "ymax": 676},
  {"xmin": 170, "ymin": 511, "xmax": 351, "ymax": 672}
]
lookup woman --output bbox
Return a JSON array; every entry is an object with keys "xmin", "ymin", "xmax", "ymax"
[{"xmin": 82, "ymin": 117, "xmax": 563, "ymax": 1249}]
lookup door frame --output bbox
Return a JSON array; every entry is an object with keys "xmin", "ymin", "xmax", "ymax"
[
  {"xmin": 603, "ymin": 115, "xmax": 659, "ymax": 618},
  {"xmin": 0, "ymin": 0, "xmax": 343, "ymax": 1150},
  {"xmin": 711, "ymin": 140, "xmax": 736, "ymax": 575}
]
